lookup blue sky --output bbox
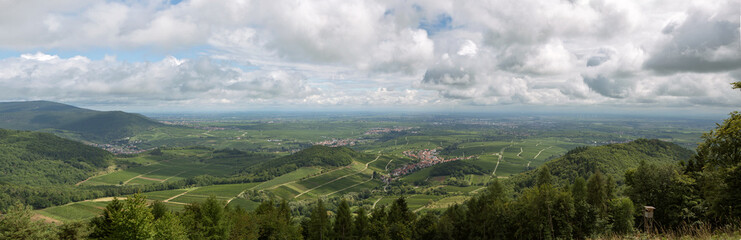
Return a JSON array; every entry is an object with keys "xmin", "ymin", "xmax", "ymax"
[{"xmin": 0, "ymin": 0, "xmax": 739, "ymax": 113}]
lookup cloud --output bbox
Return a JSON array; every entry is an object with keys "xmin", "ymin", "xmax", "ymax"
[
  {"xmin": 0, "ymin": 0, "xmax": 739, "ymax": 110},
  {"xmin": 0, "ymin": 53, "xmax": 317, "ymax": 105},
  {"xmin": 644, "ymin": 0, "xmax": 741, "ymax": 73}
]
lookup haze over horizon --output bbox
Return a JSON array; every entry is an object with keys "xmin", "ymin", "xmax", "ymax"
[{"xmin": 0, "ymin": 0, "xmax": 739, "ymax": 113}]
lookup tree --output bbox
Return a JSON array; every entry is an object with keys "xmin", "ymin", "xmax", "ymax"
[
  {"xmin": 413, "ymin": 212, "xmax": 438, "ymax": 240},
  {"xmin": 58, "ymin": 221, "xmax": 89, "ymax": 240},
  {"xmin": 368, "ymin": 206, "xmax": 389, "ymax": 240},
  {"xmin": 333, "ymin": 199, "xmax": 353, "ymax": 240},
  {"xmin": 536, "ymin": 166, "xmax": 553, "ymax": 187},
  {"xmin": 571, "ymin": 177, "xmax": 596, "ymax": 239},
  {"xmin": 586, "ymin": 171, "xmax": 609, "ymax": 216},
  {"xmin": 180, "ymin": 196, "xmax": 228, "ymax": 240},
  {"xmin": 0, "ymin": 203, "xmax": 57, "ymax": 240},
  {"xmin": 353, "ymin": 208, "xmax": 370, "ymax": 240},
  {"xmin": 609, "ymin": 198, "xmax": 635, "ymax": 234},
  {"xmin": 89, "ymin": 194, "xmax": 155, "ymax": 240},
  {"xmin": 387, "ymin": 197, "xmax": 415, "ymax": 240},
  {"xmin": 153, "ymin": 212, "xmax": 187, "ymax": 240},
  {"xmin": 226, "ymin": 207, "xmax": 258, "ymax": 240},
  {"xmin": 307, "ymin": 200, "xmax": 331, "ymax": 240}
]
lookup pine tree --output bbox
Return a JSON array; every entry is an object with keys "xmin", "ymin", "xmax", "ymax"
[
  {"xmin": 333, "ymin": 199, "xmax": 353, "ymax": 240},
  {"xmin": 0, "ymin": 203, "xmax": 57, "ymax": 240},
  {"xmin": 353, "ymin": 207, "xmax": 370, "ymax": 240},
  {"xmin": 307, "ymin": 199, "xmax": 331, "ymax": 240}
]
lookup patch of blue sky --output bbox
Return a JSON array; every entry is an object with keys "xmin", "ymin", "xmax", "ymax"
[
  {"xmin": 0, "ymin": 45, "xmax": 213, "ymax": 62},
  {"xmin": 418, "ymin": 13, "xmax": 453, "ymax": 36}
]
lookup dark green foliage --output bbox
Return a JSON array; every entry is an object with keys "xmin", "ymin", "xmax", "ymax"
[
  {"xmin": 253, "ymin": 199, "xmax": 301, "ymax": 240},
  {"xmin": 586, "ymin": 171, "xmax": 610, "ymax": 216},
  {"xmin": 353, "ymin": 208, "xmax": 369, "ymax": 240},
  {"xmin": 245, "ymin": 145, "xmax": 371, "ymax": 180},
  {"xmin": 510, "ymin": 139, "xmax": 693, "ymax": 190},
  {"xmin": 89, "ymin": 194, "xmax": 155, "ymax": 240},
  {"xmin": 307, "ymin": 199, "xmax": 331, "ymax": 240},
  {"xmin": 0, "ymin": 203, "xmax": 57, "ymax": 240},
  {"xmin": 625, "ymin": 161, "xmax": 699, "ymax": 229},
  {"xmin": 0, "ymin": 129, "xmax": 112, "ymax": 186},
  {"xmin": 333, "ymin": 199, "xmax": 353, "ymax": 240},
  {"xmin": 609, "ymin": 198, "xmax": 635, "ymax": 234},
  {"xmin": 413, "ymin": 212, "xmax": 438, "ymax": 240},
  {"xmin": 0, "ymin": 101, "xmax": 163, "ymax": 142},
  {"xmin": 428, "ymin": 161, "xmax": 485, "ymax": 178},
  {"xmin": 180, "ymin": 196, "xmax": 228, "ymax": 240},
  {"xmin": 368, "ymin": 206, "xmax": 389, "ymax": 240},
  {"xmin": 57, "ymin": 221, "xmax": 89, "ymax": 240}
]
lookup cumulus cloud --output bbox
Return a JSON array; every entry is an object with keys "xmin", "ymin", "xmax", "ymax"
[
  {"xmin": 644, "ymin": 0, "xmax": 741, "ymax": 73},
  {"xmin": 0, "ymin": 0, "xmax": 739, "ymax": 109},
  {"xmin": 0, "ymin": 53, "xmax": 317, "ymax": 105}
]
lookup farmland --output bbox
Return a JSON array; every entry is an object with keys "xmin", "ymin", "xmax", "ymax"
[{"xmin": 32, "ymin": 113, "xmax": 713, "ymax": 222}]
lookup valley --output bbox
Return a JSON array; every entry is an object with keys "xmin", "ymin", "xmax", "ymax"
[{"xmin": 0, "ymin": 105, "xmax": 714, "ymax": 224}]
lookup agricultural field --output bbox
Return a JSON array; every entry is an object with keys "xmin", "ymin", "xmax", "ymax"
[{"xmin": 33, "ymin": 113, "xmax": 713, "ymax": 222}]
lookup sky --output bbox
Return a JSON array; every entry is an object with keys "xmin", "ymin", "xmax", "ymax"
[{"xmin": 0, "ymin": 0, "xmax": 739, "ymax": 113}]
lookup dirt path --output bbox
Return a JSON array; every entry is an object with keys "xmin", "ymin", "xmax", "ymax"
[
  {"xmin": 162, "ymin": 171, "xmax": 186, "ymax": 182},
  {"xmin": 533, "ymin": 146, "xmax": 553, "ymax": 160},
  {"xmin": 324, "ymin": 174, "xmax": 374, "ymax": 197},
  {"xmin": 122, "ymin": 169, "xmax": 161, "ymax": 185},
  {"xmin": 491, "ymin": 142, "xmax": 513, "ymax": 176},
  {"xmin": 75, "ymin": 166, "xmax": 118, "ymax": 186},
  {"xmin": 384, "ymin": 159, "xmax": 393, "ymax": 171},
  {"xmin": 294, "ymin": 153, "xmax": 381, "ymax": 198},
  {"xmin": 137, "ymin": 176, "xmax": 166, "ymax": 182},
  {"xmin": 517, "ymin": 147, "xmax": 523, "ymax": 158},
  {"xmin": 164, "ymin": 188, "xmax": 198, "ymax": 203},
  {"xmin": 372, "ymin": 196, "xmax": 383, "ymax": 209}
]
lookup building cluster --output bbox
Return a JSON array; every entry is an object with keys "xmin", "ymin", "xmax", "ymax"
[
  {"xmin": 314, "ymin": 138, "xmax": 360, "ymax": 147},
  {"xmin": 389, "ymin": 149, "xmax": 475, "ymax": 177},
  {"xmin": 363, "ymin": 127, "xmax": 414, "ymax": 135},
  {"xmin": 89, "ymin": 143, "xmax": 147, "ymax": 155}
]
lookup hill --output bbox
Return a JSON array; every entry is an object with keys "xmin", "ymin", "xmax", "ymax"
[
  {"xmin": 0, "ymin": 129, "xmax": 113, "ymax": 186},
  {"xmin": 509, "ymin": 139, "xmax": 693, "ymax": 189},
  {"xmin": 242, "ymin": 145, "xmax": 373, "ymax": 179},
  {"xmin": 0, "ymin": 101, "xmax": 163, "ymax": 142}
]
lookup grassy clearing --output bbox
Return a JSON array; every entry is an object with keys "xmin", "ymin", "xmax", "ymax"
[
  {"xmin": 140, "ymin": 189, "xmax": 189, "ymax": 201},
  {"xmin": 187, "ymin": 182, "xmax": 260, "ymax": 197},
  {"xmin": 252, "ymin": 167, "xmax": 322, "ymax": 190},
  {"xmin": 170, "ymin": 194, "xmax": 230, "ymax": 204},
  {"xmin": 294, "ymin": 168, "xmax": 357, "ymax": 190},
  {"xmin": 227, "ymin": 198, "xmax": 262, "ymax": 211},
  {"xmin": 426, "ymin": 195, "xmax": 470, "ymax": 209},
  {"xmin": 36, "ymin": 201, "xmax": 107, "ymax": 222}
]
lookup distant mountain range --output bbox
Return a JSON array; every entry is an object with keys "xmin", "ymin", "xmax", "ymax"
[{"xmin": 0, "ymin": 101, "xmax": 162, "ymax": 142}]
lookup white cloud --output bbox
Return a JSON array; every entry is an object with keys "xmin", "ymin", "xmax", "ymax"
[
  {"xmin": 0, "ymin": 0, "xmax": 738, "ymax": 110},
  {"xmin": 0, "ymin": 53, "xmax": 318, "ymax": 105}
]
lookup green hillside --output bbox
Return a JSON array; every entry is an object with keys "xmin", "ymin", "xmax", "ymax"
[
  {"xmin": 0, "ymin": 101, "xmax": 163, "ymax": 142},
  {"xmin": 509, "ymin": 139, "xmax": 693, "ymax": 189},
  {"xmin": 242, "ymin": 145, "xmax": 373, "ymax": 179},
  {"xmin": 0, "ymin": 129, "xmax": 113, "ymax": 185}
]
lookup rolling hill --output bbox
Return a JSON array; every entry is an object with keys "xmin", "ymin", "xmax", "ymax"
[
  {"xmin": 0, "ymin": 129, "xmax": 113, "ymax": 186},
  {"xmin": 508, "ymin": 139, "xmax": 694, "ymax": 189},
  {"xmin": 0, "ymin": 101, "xmax": 163, "ymax": 142},
  {"xmin": 242, "ymin": 145, "xmax": 374, "ymax": 179}
]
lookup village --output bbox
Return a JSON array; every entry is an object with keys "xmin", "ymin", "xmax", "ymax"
[{"xmin": 384, "ymin": 148, "xmax": 476, "ymax": 181}]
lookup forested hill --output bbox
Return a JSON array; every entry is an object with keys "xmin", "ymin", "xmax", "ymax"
[
  {"xmin": 510, "ymin": 139, "xmax": 693, "ymax": 189},
  {"xmin": 0, "ymin": 101, "xmax": 162, "ymax": 142},
  {"xmin": 243, "ymin": 145, "xmax": 372, "ymax": 178},
  {"xmin": 0, "ymin": 129, "xmax": 113, "ymax": 186}
]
